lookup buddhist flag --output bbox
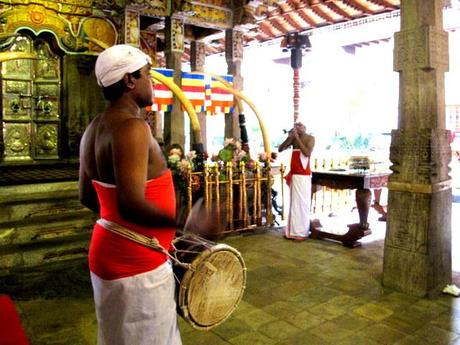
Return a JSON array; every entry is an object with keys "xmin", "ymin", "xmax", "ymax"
[
  {"xmin": 181, "ymin": 72, "xmax": 206, "ymax": 112},
  {"xmin": 148, "ymin": 68, "xmax": 174, "ymax": 112},
  {"xmin": 208, "ymin": 74, "xmax": 234, "ymax": 115}
]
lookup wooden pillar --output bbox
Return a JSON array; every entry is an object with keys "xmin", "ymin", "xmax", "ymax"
[
  {"xmin": 190, "ymin": 40, "xmax": 207, "ymax": 152},
  {"xmin": 383, "ymin": 0, "xmax": 452, "ymax": 297},
  {"xmin": 225, "ymin": 29, "xmax": 244, "ymax": 140},
  {"xmin": 164, "ymin": 16, "xmax": 185, "ymax": 148},
  {"xmin": 123, "ymin": 8, "xmax": 140, "ymax": 46}
]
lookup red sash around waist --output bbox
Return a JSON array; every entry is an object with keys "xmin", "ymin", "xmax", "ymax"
[{"xmin": 89, "ymin": 170, "xmax": 176, "ymax": 280}]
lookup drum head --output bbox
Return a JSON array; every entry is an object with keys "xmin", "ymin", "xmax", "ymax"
[{"xmin": 177, "ymin": 243, "xmax": 246, "ymax": 330}]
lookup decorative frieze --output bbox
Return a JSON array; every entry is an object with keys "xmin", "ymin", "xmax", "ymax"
[
  {"xmin": 175, "ymin": 0, "xmax": 233, "ymax": 29},
  {"xmin": 127, "ymin": 0, "xmax": 169, "ymax": 17},
  {"xmin": 389, "ymin": 128, "xmax": 451, "ymax": 184},
  {"xmin": 35, "ymin": 124, "xmax": 58, "ymax": 158},
  {"xmin": 394, "ymin": 26, "xmax": 449, "ymax": 72},
  {"xmin": 3, "ymin": 123, "xmax": 31, "ymax": 160},
  {"xmin": 190, "ymin": 40, "xmax": 205, "ymax": 72},
  {"xmin": 124, "ymin": 8, "xmax": 140, "ymax": 46},
  {"xmin": 0, "ymin": 2, "xmax": 117, "ymax": 54},
  {"xmin": 225, "ymin": 29, "xmax": 243, "ymax": 63},
  {"xmin": 165, "ymin": 16, "xmax": 184, "ymax": 53}
]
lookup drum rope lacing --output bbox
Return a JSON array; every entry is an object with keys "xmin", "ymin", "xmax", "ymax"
[{"xmin": 97, "ymin": 218, "xmax": 193, "ymax": 270}]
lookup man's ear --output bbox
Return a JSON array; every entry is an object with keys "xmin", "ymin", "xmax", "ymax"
[{"xmin": 123, "ymin": 73, "xmax": 135, "ymax": 89}]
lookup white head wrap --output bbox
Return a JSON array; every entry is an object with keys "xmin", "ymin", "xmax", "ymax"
[{"xmin": 95, "ymin": 44, "xmax": 152, "ymax": 87}]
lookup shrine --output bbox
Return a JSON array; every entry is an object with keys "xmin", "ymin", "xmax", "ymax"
[{"xmin": 0, "ymin": 0, "xmax": 459, "ymax": 343}]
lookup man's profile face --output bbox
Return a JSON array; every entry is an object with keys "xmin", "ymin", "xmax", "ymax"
[{"xmin": 134, "ymin": 64, "xmax": 154, "ymax": 108}]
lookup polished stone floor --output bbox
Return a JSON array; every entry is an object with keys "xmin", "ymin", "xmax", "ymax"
[{"xmin": 12, "ymin": 203, "xmax": 460, "ymax": 345}]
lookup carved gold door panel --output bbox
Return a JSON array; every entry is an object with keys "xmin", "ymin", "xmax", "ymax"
[{"xmin": 1, "ymin": 35, "xmax": 61, "ymax": 162}]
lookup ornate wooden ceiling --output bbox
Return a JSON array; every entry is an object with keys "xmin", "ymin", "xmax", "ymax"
[
  {"xmin": 243, "ymin": 0, "xmax": 400, "ymax": 40},
  {"xmin": 197, "ymin": 0, "xmax": 401, "ymax": 57}
]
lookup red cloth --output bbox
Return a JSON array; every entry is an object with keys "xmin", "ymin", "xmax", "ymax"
[
  {"xmin": 285, "ymin": 150, "xmax": 311, "ymax": 186},
  {"xmin": 89, "ymin": 170, "xmax": 177, "ymax": 280},
  {"xmin": 0, "ymin": 295, "xmax": 29, "ymax": 345}
]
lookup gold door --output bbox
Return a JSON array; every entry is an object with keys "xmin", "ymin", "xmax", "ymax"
[{"xmin": 1, "ymin": 35, "xmax": 61, "ymax": 162}]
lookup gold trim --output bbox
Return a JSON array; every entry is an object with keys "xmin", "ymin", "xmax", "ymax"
[
  {"xmin": 388, "ymin": 180, "xmax": 451, "ymax": 194},
  {"xmin": 0, "ymin": 52, "xmax": 38, "ymax": 62}
]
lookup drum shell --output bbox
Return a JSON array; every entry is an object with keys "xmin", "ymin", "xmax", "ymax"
[{"xmin": 172, "ymin": 235, "xmax": 246, "ymax": 330}]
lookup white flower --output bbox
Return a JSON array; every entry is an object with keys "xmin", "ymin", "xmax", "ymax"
[
  {"xmin": 235, "ymin": 141, "xmax": 242, "ymax": 150},
  {"xmin": 236, "ymin": 150, "xmax": 247, "ymax": 160},
  {"xmin": 186, "ymin": 150, "xmax": 197, "ymax": 161},
  {"xmin": 178, "ymin": 159, "xmax": 191, "ymax": 173},
  {"xmin": 224, "ymin": 138, "xmax": 235, "ymax": 147}
]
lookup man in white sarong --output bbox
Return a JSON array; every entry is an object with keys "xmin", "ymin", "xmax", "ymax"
[
  {"xmin": 79, "ymin": 44, "xmax": 182, "ymax": 345},
  {"xmin": 278, "ymin": 122, "xmax": 315, "ymax": 240}
]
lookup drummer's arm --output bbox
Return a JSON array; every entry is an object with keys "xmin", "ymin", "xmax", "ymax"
[{"xmin": 114, "ymin": 119, "xmax": 176, "ymax": 228}]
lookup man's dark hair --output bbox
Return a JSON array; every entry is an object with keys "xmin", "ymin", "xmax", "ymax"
[{"xmin": 102, "ymin": 69, "xmax": 142, "ymax": 101}]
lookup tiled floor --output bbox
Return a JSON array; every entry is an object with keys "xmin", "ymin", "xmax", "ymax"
[{"xmin": 12, "ymin": 204, "xmax": 460, "ymax": 345}]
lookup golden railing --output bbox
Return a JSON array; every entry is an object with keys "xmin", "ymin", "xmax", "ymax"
[
  {"xmin": 185, "ymin": 161, "xmax": 277, "ymax": 234},
  {"xmin": 184, "ymin": 154, "xmax": 386, "ymax": 232}
]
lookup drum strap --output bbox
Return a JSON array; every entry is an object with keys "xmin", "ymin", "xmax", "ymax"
[{"xmin": 96, "ymin": 218, "xmax": 191, "ymax": 269}]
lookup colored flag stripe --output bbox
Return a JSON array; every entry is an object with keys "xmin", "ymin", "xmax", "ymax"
[
  {"xmin": 154, "ymin": 91, "xmax": 173, "ymax": 98},
  {"xmin": 181, "ymin": 85, "xmax": 205, "ymax": 92},
  {"xmin": 153, "ymin": 68, "xmax": 174, "ymax": 77}
]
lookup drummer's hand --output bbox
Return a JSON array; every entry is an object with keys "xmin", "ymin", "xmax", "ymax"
[{"xmin": 184, "ymin": 199, "xmax": 227, "ymax": 240}]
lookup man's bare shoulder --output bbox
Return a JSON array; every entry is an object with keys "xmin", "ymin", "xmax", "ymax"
[
  {"xmin": 80, "ymin": 114, "xmax": 102, "ymax": 146},
  {"xmin": 112, "ymin": 117, "xmax": 150, "ymax": 136},
  {"xmin": 302, "ymin": 133, "xmax": 315, "ymax": 142}
]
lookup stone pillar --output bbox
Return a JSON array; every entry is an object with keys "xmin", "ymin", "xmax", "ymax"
[
  {"xmin": 382, "ymin": 0, "xmax": 452, "ymax": 297},
  {"xmin": 164, "ymin": 16, "xmax": 185, "ymax": 148},
  {"xmin": 225, "ymin": 29, "xmax": 244, "ymax": 140},
  {"xmin": 190, "ymin": 40, "xmax": 207, "ymax": 152}
]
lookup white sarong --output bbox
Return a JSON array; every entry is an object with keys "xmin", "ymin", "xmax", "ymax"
[
  {"xmin": 90, "ymin": 261, "xmax": 182, "ymax": 345},
  {"xmin": 286, "ymin": 174, "xmax": 312, "ymax": 238}
]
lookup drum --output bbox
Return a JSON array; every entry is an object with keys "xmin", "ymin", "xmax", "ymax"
[{"xmin": 172, "ymin": 233, "xmax": 247, "ymax": 330}]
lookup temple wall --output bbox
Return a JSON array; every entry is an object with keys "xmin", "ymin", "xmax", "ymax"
[{"xmin": 0, "ymin": 182, "xmax": 96, "ymax": 293}]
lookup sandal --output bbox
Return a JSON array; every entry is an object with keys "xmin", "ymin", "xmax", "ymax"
[{"xmin": 442, "ymin": 284, "xmax": 460, "ymax": 297}]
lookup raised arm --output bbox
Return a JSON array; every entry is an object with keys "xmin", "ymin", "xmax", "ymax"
[{"xmin": 278, "ymin": 130, "xmax": 295, "ymax": 152}]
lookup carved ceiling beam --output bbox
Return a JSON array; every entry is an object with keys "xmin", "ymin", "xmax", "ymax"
[
  {"xmin": 298, "ymin": 8, "xmax": 319, "ymax": 26},
  {"xmin": 341, "ymin": 0, "xmax": 374, "ymax": 14},
  {"xmin": 284, "ymin": 12, "xmax": 310, "ymax": 30},
  {"xmin": 324, "ymin": 1, "xmax": 353, "ymax": 19},
  {"xmin": 311, "ymin": 3, "xmax": 335, "ymax": 23},
  {"xmin": 255, "ymin": 31, "xmax": 271, "ymax": 41},
  {"xmin": 272, "ymin": 16, "xmax": 296, "ymax": 33},
  {"xmin": 285, "ymin": 0, "xmax": 300, "ymax": 10},
  {"xmin": 367, "ymin": 0, "xmax": 398, "ymax": 9},
  {"xmin": 278, "ymin": 1, "xmax": 295, "ymax": 13},
  {"xmin": 260, "ymin": 20, "xmax": 283, "ymax": 37}
]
